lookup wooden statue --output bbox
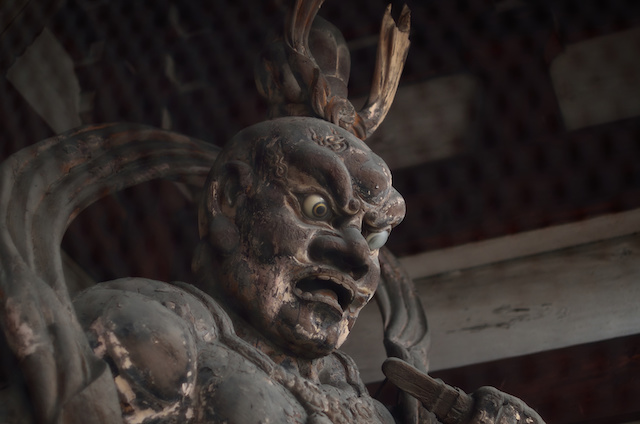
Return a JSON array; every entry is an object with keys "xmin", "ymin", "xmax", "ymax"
[{"xmin": 0, "ymin": 0, "xmax": 545, "ymax": 423}]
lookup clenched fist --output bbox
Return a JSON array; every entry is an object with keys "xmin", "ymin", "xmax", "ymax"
[{"xmin": 382, "ymin": 358, "xmax": 545, "ymax": 424}]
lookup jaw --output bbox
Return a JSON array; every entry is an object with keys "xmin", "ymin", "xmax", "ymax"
[
  {"xmin": 272, "ymin": 269, "xmax": 377, "ymax": 358},
  {"xmin": 293, "ymin": 273, "xmax": 355, "ymax": 316},
  {"xmin": 207, "ymin": 246, "xmax": 374, "ymax": 359},
  {"xmin": 269, "ymin": 299, "xmax": 358, "ymax": 359}
]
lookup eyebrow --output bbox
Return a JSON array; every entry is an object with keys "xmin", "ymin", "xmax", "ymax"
[
  {"xmin": 287, "ymin": 152, "xmax": 356, "ymax": 215},
  {"xmin": 285, "ymin": 164, "xmax": 404, "ymax": 233}
]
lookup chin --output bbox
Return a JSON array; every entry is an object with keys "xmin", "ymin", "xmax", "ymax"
[
  {"xmin": 273, "ymin": 304, "xmax": 353, "ymax": 359},
  {"xmin": 280, "ymin": 333, "xmax": 344, "ymax": 359}
]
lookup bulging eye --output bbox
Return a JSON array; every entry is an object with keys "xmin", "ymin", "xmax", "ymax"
[
  {"xmin": 366, "ymin": 230, "xmax": 389, "ymax": 250},
  {"xmin": 302, "ymin": 194, "xmax": 331, "ymax": 220}
]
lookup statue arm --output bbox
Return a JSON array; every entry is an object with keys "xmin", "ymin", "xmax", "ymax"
[
  {"xmin": 382, "ymin": 358, "xmax": 545, "ymax": 424},
  {"xmin": 376, "ymin": 249, "xmax": 544, "ymax": 424},
  {"xmin": 0, "ymin": 124, "xmax": 219, "ymax": 423}
]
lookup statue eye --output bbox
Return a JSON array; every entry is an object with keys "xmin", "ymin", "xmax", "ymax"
[
  {"xmin": 366, "ymin": 230, "xmax": 389, "ymax": 250},
  {"xmin": 302, "ymin": 194, "xmax": 332, "ymax": 220}
]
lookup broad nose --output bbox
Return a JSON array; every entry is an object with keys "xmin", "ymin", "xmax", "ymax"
[{"xmin": 308, "ymin": 226, "xmax": 371, "ymax": 281}]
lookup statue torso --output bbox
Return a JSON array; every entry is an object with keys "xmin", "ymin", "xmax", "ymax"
[{"xmin": 73, "ymin": 278, "xmax": 395, "ymax": 424}]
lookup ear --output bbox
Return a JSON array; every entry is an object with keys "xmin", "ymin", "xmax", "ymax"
[
  {"xmin": 200, "ymin": 161, "xmax": 253, "ymax": 232},
  {"xmin": 197, "ymin": 160, "xmax": 253, "ymax": 257},
  {"xmin": 218, "ymin": 160, "xmax": 253, "ymax": 214}
]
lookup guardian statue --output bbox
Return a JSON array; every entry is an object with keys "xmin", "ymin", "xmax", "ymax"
[{"xmin": 0, "ymin": 1, "xmax": 544, "ymax": 423}]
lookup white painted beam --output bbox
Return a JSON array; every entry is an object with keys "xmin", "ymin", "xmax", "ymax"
[
  {"xmin": 6, "ymin": 27, "xmax": 82, "ymax": 133},
  {"xmin": 399, "ymin": 208, "xmax": 640, "ymax": 280},
  {"xmin": 343, "ymin": 225, "xmax": 640, "ymax": 383},
  {"xmin": 551, "ymin": 27, "xmax": 640, "ymax": 131},
  {"xmin": 367, "ymin": 74, "xmax": 478, "ymax": 170}
]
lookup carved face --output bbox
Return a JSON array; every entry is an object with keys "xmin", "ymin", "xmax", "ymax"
[{"xmin": 198, "ymin": 117, "xmax": 405, "ymax": 358}]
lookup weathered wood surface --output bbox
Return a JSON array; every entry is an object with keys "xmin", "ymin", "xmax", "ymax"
[
  {"xmin": 383, "ymin": 357, "xmax": 546, "ymax": 424},
  {"xmin": 372, "ymin": 333, "xmax": 640, "ymax": 424},
  {"xmin": 344, "ymin": 231, "xmax": 640, "ymax": 382},
  {"xmin": 0, "ymin": 118, "xmax": 430, "ymax": 424},
  {"xmin": 255, "ymin": 0, "xmax": 410, "ymax": 140},
  {"xmin": 6, "ymin": 28, "xmax": 82, "ymax": 133},
  {"xmin": 0, "ymin": 0, "xmax": 66, "ymax": 72},
  {"xmin": 400, "ymin": 207, "xmax": 640, "ymax": 280},
  {"xmin": 367, "ymin": 74, "xmax": 478, "ymax": 170},
  {"xmin": 0, "ymin": 123, "xmax": 219, "ymax": 423},
  {"xmin": 382, "ymin": 358, "xmax": 475, "ymax": 424},
  {"xmin": 551, "ymin": 28, "xmax": 640, "ymax": 131},
  {"xmin": 4, "ymin": 0, "xmax": 640, "ymax": 265},
  {"xmin": 387, "ymin": 116, "xmax": 640, "ymax": 258}
]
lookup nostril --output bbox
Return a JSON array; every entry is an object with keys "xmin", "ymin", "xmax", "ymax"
[
  {"xmin": 348, "ymin": 263, "xmax": 369, "ymax": 281},
  {"xmin": 309, "ymin": 234, "xmax": 370, "ymax": 280},
  {"xmin": 331, "ymin": 252, "xmax": 369, "ymax": 280}
]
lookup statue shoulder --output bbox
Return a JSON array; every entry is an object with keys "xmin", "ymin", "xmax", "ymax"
[
  {"xmin": 73, "ymin": 278, "xmax": 222, "ymax": 423},
  {"xmin": 195, "ymin": 345, "xmax": 309, "ymax": 423}
]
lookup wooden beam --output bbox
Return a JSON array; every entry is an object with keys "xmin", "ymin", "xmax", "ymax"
[
  {"xmin": 386, "ymin": 116, "xmax": 640, "ymax": 257},
  {"xmin": 400, "ymin": 207, "xmax": 640, "ymax": 279},
  {"xmin": 6, "ymin": 28, "xmax": 82, "ymax": 133},
  {"xmin": 343, "ymin": 232, "xmax": 640, "ymax": 383}
]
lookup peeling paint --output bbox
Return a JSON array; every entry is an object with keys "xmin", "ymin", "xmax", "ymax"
[
  {"xmin": 107, "ymin": 331, "xmax": 133, "ymax": 369},
  {"xmin": 12, "ymin": 321, "xmax": 40, "ymax": 357},
  {"xmin": 336, "ymin": 320, "xmax": 350, "ymax": 348},
  {"xmin": 4, "ymin": 301, "xmax": 42, "ymax": 358},
  {"xmin": 115, "ymin": 375, "xmax": 136, "ymax": 405},
  {"xmin": 89, "ymin": 318, "xmax": 107, "ymax": 358},
  {"xmin": 181, "ymin": 382, "xmax": 194, "ymax": 396}
]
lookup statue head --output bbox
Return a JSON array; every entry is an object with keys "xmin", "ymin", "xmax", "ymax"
[{"xmin": 194, "ymin": 116, "xmax": 405, "ymax": 358}]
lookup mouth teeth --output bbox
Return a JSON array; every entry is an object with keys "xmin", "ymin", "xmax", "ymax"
[{"xmin": 294, "ymin": 276, "xmax": 353, "ymax": 311}]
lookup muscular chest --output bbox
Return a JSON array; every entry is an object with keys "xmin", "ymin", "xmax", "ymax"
[{"xmin": 195, "ymin": 344, "xmax": 393, "ymax": 424}]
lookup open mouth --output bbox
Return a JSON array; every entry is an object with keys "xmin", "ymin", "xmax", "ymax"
[{"xmin": 294, "ymin": 275, "xmax": 354, "ymax": 313}]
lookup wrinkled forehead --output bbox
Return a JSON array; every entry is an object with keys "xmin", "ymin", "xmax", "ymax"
[{"xmin": 274, "ymin": 119, "xmax": 405, "ymax": 228}]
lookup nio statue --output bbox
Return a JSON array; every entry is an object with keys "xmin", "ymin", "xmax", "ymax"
[{"xmin": 0, "ymin": 1, "xmax": 544, "ymax": 423}]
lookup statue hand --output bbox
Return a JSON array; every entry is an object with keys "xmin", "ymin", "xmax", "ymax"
[
  {"xmin": 382, "ymin": 358, "xmax": 545, "ymax": 424},
  {"xmin": 468, "ymin": 386, "xmax": 545, "ymax": 424}
]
